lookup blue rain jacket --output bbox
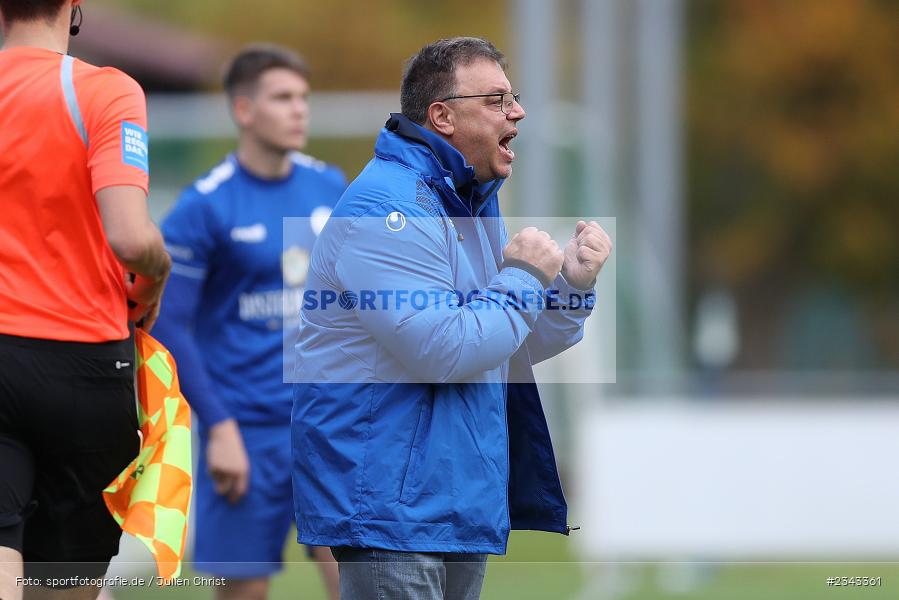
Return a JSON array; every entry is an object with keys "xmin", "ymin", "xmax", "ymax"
[{"xmin": 291, "ymin": 114, "xmax": 594, "ymax": 554}]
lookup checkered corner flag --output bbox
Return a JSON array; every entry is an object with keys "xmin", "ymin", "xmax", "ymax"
[{"xmin": 103, "ymin": 329, "xmax": 193, "ymax": 582}]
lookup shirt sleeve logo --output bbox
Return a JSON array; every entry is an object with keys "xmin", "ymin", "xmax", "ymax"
[
  {"xmin": 386, "ymin": 211, "xmax": 407, "ymax": 232},
  {"xmin": 121, "ymin": 121, "xmax": 149, "ymax": 173}
]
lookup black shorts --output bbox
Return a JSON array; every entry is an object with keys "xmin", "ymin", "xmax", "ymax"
[{"xmin": 0, "ymin": 332, "xmax": 139, "ymax": 582}]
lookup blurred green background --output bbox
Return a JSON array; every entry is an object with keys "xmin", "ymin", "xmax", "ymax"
[
  {"xmin": 74, "ymin": 0, "xmax": 898, "ymax": 374},
  {"xmin": 21, "ymin": 0, "xmax": 896, "ymax": 597},
  {"xmin": 114, "ymin": 531, "xmax": 899, "ymax": 599}
]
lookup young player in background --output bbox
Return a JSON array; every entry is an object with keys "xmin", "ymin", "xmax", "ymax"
[{"xmin": 153, "ymin": 45, "xmax": 343, "ymax": 600}]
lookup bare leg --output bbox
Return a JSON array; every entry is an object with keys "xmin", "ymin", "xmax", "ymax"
[
  {"xmin": 96, "ymin": 587, "xmax": 115, "ymax": 600},
  {"xmin": 311, "ymin": 546, "xmax": 340, "ymax": 600},
  {"xmin": 1, "ymin": 546, "xmax": 24, "ymax": 600},
  {"xmin": 214, "ymin": 577, "xmax": 269, "ymax": 600}
]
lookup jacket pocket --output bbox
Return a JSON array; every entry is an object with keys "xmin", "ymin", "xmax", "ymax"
[{"xmin": 398, "ymin": 396, "xmax": 433, "ymax": 505}]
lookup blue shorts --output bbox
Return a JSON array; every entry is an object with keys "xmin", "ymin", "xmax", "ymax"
[{"xmin": 193, "ymin": 423, "xmax": 298, "ymax": 578}]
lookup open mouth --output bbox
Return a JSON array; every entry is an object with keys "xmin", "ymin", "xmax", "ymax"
[{"xmin": 499, "ymin": 131, "xmax": 517, "ymax": 161}]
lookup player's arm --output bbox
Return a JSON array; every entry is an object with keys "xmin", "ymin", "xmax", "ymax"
[
  {"xmin": 153, "ymin": 273, "xmax": 249, "ymax": 504},
  {"xmin": 82, "ymin": 68, "xmax": 170, "ymax": 327},
  {"xmin": 97, "ymin": 185, "xmax": 171, "ymax": 329},
  {"xmin": 151, "ymin": 190, "xmax": 249, "ymax": 503}
]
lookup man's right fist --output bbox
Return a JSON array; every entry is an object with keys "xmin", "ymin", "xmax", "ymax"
[{"xmin": 502, "ymin": 227, "xmax": 564, "ymax": 286}]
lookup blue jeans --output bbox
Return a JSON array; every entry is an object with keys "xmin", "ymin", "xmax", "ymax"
[{"xmin": 331, "ymin": 547, "xmax": 487, "ymax": 600}]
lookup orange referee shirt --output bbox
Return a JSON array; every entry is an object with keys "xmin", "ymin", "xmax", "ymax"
[{"xmin": 0, "ymin": 47, "xmax": 150, "ymax": 342}]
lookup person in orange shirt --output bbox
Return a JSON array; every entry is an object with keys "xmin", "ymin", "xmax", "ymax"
[{"xmin": 0, "ymin": 1, "xmax": 171, "ymax": 599}]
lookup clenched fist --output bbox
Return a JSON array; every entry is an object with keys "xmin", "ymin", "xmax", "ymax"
[
  {"xmin": 502, "ymin": 227, "xmax": 564, "ymax": 287},
  {"xmin": 561, "ymin": 220, "xmax": 612, "ymax": 289}
]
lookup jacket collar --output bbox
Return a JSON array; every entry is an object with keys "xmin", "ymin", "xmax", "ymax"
[{"xmin": 378, "ymin": 113, "xmax": 503, "ymax": 212}]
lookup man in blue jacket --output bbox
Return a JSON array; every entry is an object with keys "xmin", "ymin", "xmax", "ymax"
[{"xmin": 292, "ymin": 37, "xmax": 612, "ymax": 599}]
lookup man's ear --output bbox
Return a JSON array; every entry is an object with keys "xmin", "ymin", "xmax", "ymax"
[
  {"xmin": 231, "ymin": 96, "xmax": 253, "ymax": 129},
  {"xmin": 427, "ymin": 102, "xmax": 455, "ymax": 136}
]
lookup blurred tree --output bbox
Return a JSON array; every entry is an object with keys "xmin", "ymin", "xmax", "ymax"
[
  {"xmin": 94, "ymin": 0, "xmax": 506, "ymax": 90},
  {"xmin": 686, "ymin": 0, "xmax": 899, "ymax": 368}
]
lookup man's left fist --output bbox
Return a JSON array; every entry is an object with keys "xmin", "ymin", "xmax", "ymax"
[{"xmin": 561, "ymin": 220, "xmax": 612, "ymax": 290}]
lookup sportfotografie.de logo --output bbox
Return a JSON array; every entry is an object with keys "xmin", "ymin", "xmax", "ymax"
[{"xmin": 302, "ymin": 288, "xmax": 595, "ymax": 313}]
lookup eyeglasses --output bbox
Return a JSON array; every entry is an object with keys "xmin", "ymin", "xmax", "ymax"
[{"xmin": 439, "ymin": 92, "xmax": 522, "ymax": 115}]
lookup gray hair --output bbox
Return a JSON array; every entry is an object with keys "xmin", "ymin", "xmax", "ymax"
[{"xmin": 400, "ymin": 37, "xmax": 507, "ymax": 124}]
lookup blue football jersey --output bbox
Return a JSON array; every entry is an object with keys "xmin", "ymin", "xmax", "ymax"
[{"xmin": 161, "ymin": 152, "xmax": 345, "ymax": 425}]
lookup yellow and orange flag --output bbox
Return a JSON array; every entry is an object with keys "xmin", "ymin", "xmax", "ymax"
[{"xmin": 103, "ymin": 329, "xmax": 192, "ymax": 580}]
